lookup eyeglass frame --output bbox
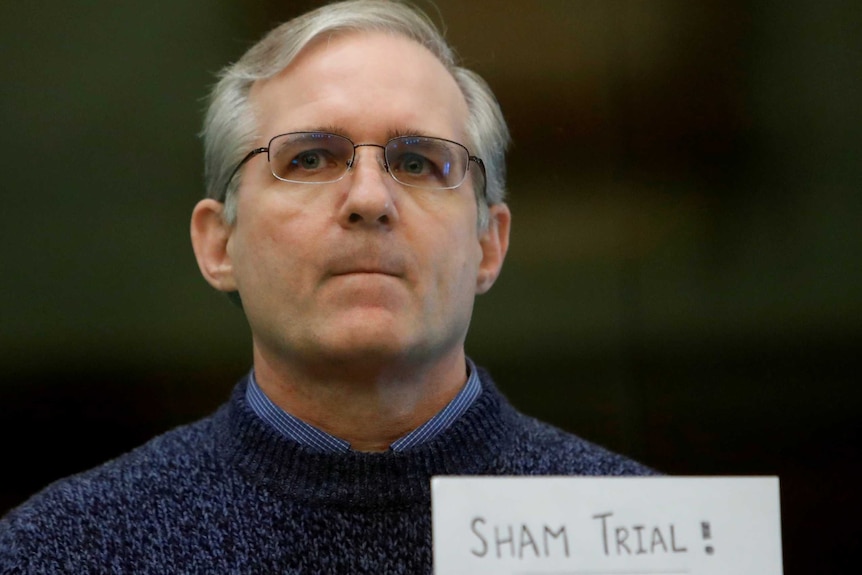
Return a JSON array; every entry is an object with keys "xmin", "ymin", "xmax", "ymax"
[{"xmin": 220, "ymin": 131, "xmax": 487, "ymax": 201}]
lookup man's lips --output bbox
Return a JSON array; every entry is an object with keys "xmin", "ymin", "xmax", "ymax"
[
  {"xmin": 333, "ymin": 269, "xmax": 400, "ymax": 276},
  {"xmin": 325, "ymin": 252, "xmax": 407, "ymax": 279}
]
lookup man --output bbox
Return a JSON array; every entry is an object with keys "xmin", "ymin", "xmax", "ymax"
[{"xmin": 0, "ymin": 1, "xmax": 655, "ymax": 572}]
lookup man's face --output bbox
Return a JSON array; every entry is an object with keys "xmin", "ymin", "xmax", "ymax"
[{"xmin": 203, "ymin": 31, "xmax": 508, "ymax": 377}]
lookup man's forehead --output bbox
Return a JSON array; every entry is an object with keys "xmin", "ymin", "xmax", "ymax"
[{"xmin": 247, "ymin": 30, "xmax": 469, "ymax": 141}]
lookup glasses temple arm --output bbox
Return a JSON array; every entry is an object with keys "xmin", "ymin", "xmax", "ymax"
[
  {"xmin": 220, "ymin": 147, "xmax": 268, "ymax": 202},
  {"xmin": 469, "ymin": 156, "xmax": 487, "ymax": 201}
]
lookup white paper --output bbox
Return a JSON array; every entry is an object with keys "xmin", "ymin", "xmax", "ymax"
[{"xmin": 432, "ymin": 476, "xmax": 782, "ymax": 575}]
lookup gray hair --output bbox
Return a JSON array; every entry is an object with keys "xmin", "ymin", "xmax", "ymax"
[{"xmin": 200, "ymin": 0, "xmax": 510, "ymax": 229}]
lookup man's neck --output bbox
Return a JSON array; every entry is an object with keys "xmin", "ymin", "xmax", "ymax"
[{"xmin": 250, "ymin": 347, "xmax": 469, "ymax": 452}]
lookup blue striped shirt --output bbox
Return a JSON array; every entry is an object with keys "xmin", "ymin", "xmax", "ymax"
[{"xmin": 245, "ymin": 358, "xmax": 482, "ymax": 452}]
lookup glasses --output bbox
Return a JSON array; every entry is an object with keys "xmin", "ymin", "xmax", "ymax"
[{"xmin": 224, "ymin": 131, "xmax": 486, "ymax": 199}]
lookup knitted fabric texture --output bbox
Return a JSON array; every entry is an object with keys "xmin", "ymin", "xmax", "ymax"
[{"xmin": 0, "ymin": 367, "xmax": 657, "ymax": 574}]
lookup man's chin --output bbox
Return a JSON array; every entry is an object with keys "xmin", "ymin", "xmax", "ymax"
[{"xmin": 303, "ymin": 327, "xmax": 443, "ymax": 373}]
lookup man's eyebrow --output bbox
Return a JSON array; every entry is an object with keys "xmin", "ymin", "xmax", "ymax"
[
  {"xmin": 272, "ymin": 126, "xmax": 437, "ymax": 141},
  {"xmin": 386, "ymin": 127, "xmax": 433, "ymax": 140},
  {"xmin": 280, "ymin": 124, "xmax": 350, "ymax": 137}
]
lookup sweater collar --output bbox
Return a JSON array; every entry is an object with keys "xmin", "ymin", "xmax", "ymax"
[{"xmin": 213, "ymin": 365, "xmax": 518, "ymax": 509}]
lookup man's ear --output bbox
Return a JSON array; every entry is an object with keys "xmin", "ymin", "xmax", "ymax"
[
  {"xmin": 190, "ymin": 199, "xmax": 237, "ymax": 293},
  {"xmin": 476, "ymin": 203, "xmax": 511, "ymax": 294}
]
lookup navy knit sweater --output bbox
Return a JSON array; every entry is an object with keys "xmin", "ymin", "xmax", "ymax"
[{"xmin": 0, "ymin": 367, "xmax": 656, "ymax": 574}]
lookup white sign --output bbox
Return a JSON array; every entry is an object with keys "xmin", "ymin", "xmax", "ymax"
[{"xmin": 432, "ymin": 476, "xmax": 782, "ymax": 575}]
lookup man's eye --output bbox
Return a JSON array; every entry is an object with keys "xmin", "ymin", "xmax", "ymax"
[
  {"xmin": 394, "ymin": 153, "xmax": 434, "ymax": 175},
  {"xmin": 292, "ymin": 151, "xmax": 325, "ymax": 170}
]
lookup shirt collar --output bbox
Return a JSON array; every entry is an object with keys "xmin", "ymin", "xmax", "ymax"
[{"xmin": 245, "ymin": 358, "xmax": 482, "ymax": 453}]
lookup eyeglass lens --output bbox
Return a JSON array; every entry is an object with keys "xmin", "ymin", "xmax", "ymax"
[{"xmin": 268, "ymin": 132, "xmax": 469, "ymax": 189}]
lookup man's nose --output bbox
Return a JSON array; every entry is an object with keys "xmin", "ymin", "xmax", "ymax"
[{"xmin": 338, "ymin": 146, "xmax": 399, "ymax": 226}]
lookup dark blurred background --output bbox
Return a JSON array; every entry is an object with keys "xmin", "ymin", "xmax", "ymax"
[{"xmin": 1, "ymin": 1, "xmax": 859, "ymax": 572}]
